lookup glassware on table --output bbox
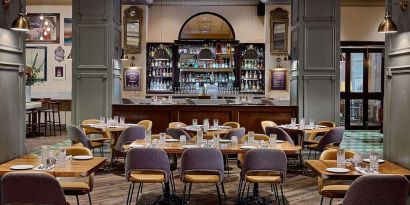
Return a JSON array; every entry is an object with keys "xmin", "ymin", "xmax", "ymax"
[
  {"xmin": 113, "ymin": 116, "xmax": 119, "ymax": 126},
  {"xmin": 337, "ymin": 148, "xmax": 346, "ymax": 167},
  {"xmin": 99, "ymin": 116, "xmax": 106, "ymax": 127},
  {"xmin": 269, "ymin": 134, "xmax": 277, "ymax": 146},
  {"xmin": 119, "ymin": 117, "xmax": 125, "ymax": 128},
  {"xmin": 203, "ymin": 118, "xmax": 210, "ymax": 132},
  {"xmin": 309, "ymin": 118, "xmax": 314, "ymax": 128},
  {"xmin": 168, "ymin": 96, "xmax": 173, "ymax": 104},
  {"xmin": 192, "ymin": 119, "xmax": 198, "ymax": 127},
  {"xmin": 231, "ymin": 136, "xmax": 238, "ymax": 147},
  {"xmin": 213, "ymin": 119, "xmax": 219, "ymax": 128},
  {"xmin": 352, "ymin": 154, "xmax": 363, "ymax": 167},
  {"xmin": 300, "ymin": 118, "xmax": 305, "ymax": 130},
  {"xmin": 369, "ymin": 152, "xmax": 379, "ymax": 172},
  {"xmin": 180, "ymin": 135, "xmax": 187, "ymax": 145},
  {"xmin": 196, "ymin": 130, "xmax": 203, "ymax": 145},
  {"xmin": 57, "ymin": 148, "xmax": 66, "ymax": 168},
  {"xmin": 212, "ymin": 134, "xmax": 220, "ymax": 148},
  {"xmin": 290, "ymin": 118, "xmax": 296, "ymax": 128},
  {"xmin": 41, "ymin": 145, "xmax": 50, "ymax": 165},
  {"xmin": 152, "ymin": 139, "xmax": 159, "ymax": 147},
  {"xmin": 248, "ymin": 131, "xmax": 255, "ymax": 145},
  {"xmin": 145, "ymin": 130, "xmax": 152, "ymax": 144},
  {"xmin": 159, "ymin": 133, "xmax": 166, "ymax": 146}
]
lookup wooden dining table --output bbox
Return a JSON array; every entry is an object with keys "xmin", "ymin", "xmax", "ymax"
[
  {"xmin": 279, "ymin": 125, "xmax": 332, "ymax": 145},
  {"xmin": 305, "ymin": 160, "xmax": 410, "ymax": 180},
  {"xmin": 0, "ymin": 155, "xmax": 106, "ymax": 177}
]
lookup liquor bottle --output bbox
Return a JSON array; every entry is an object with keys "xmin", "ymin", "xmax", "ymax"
[
  {"xmin": 241, "ymin": 80, "xmax": 244, "ymax": 90},
  {"xmin": 256, "ymin": 81, "xmax": 260, "ymax": 90}
]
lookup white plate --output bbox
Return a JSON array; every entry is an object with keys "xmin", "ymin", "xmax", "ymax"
[
  {"xmin": 10, "ymin": 165, "xmax": 34, "ymax": 170},
  {"xmin": 219, "ymin": 139, "xmax": 231, "ymax": 143},
  {"xmin": 326, "ymin": 167, "xmax": 350, "ymax": 173},
  {"xmin": 166, "ymin": 139, "xmax": 179, "ymax": 142},
  {"xmin": 363, "ymin": 159, "xmax": 385, "ymax": 163},
  {"xmin": 219, "ymin": 126, "xmax": 232, "ymax": 129},
  {"xmin": 72, "ymin": 155, "xmax": 94, "ymax": 160},
  {"xmin": 129, "ymin": 144, "xmax": 145, "ymax": 148},
  {"xmin": 240, "ymin": 145, "xmax": 257, "ymax": 150},
  {"xmin": 318, "ymin": 125, "xmax": 327, "ymax": 128},
  {"xmin": 276, "ymin": 140, "xmax": 286, "ymax": 143},
  {"xmin": 182, "ymin": 145, "xmax": 199, "ymax": 149}
]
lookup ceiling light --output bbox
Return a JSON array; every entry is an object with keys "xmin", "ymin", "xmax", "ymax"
[
  {"xmin": 198, "ymin": 45, "xmax": 214, "ymax": 60},
  {"xmin": 377, "ymin": 0, "xmax": 407, "ymax": 33},
  {"xmin": 11, "ymin": 0, "xmax": 30, "ymax": 32}
]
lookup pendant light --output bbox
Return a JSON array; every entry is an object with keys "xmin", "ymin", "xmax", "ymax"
[
  {"xmin": 198, "ymin": 44, "xmax": 214, "ymax": 60},
  {"xmin": 378, "ymin": 0, "xmax": 403, "ymax": 33},
  {"xmin": 11, "ymin": 0, "xmax": 30, "ymax": 32},
  {"xmin": 153, "ymin": 0, "xmax": 170, "ymax": 60}
]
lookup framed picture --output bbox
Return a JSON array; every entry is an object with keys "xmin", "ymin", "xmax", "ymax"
[
  {"xmin": 26, "ymin": 13, "xmax": 60, "ymax": 44},
  {"xmin": 54, "ymin": 66, "xmax": 65, "ymax": 80},
  {"xmin": 64, "ymin": 18, "xmax": 72, "ymax": 46},
  {"xmin": 270, "ymin": 69, "xmax": 288, "ymax": 90},
  {"xmin": 26, "ymin": 46, "xmax": 47, "ymax": 81},
  {"xmin": 124, "ymin": 68, "xmax": 142, "ymax": 91}
]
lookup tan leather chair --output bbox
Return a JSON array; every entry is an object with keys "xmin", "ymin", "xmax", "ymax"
[
  {"xmin": 318, "ymin": 149, "xmax": 356, "ymax": 205},
  {"xmin": 82, "ymin": 119, "xmax": 111, "ymax": 143},
  {"xmin": 304, "ymin": 121, "xmax": 336, "ymax": 146},
  {"xmin": 168, "ymin": 122, "xmax": 187, "ymax": 128},
  {"xmin": 59, "ymin": 146, "xmax": 95, "ymax": 205},
  {"xmin": 137, "ymin": 120, "xmax": 152, "ymax": 133},
  {"xmin": 222, "ymin": 122, "xmax": 240, "ymax": 128},
  {"xmin": 261, "ymin": 121, "xmax": 278, "ymax": 134}
]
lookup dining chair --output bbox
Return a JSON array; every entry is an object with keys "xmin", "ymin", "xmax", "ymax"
[
  {"xmin": 66, "ymin": 124, "xmax": 104, "ymax": 156},
  {"xmin": 239, "ymin": 149, "xmax": 287, "ymax": 205},
  {"xmin": 238, "ymin": 134, "xmax": 270, "ymax": 168},
  {"xmin": 180, "ymin": 148, "xmax": 226, "ymax": 205},
  {"xmin": 59, "ymin": 146, "xmax": 95, "ymax": 205},
  {"xmin": 222, "ymin": 127, "xmax": 246, "ymax": 140},
  {"xmin": 222, "ymin": 121, "xmax": 241, "ymax": 128},
  {"xmin": 265, "ymin": 127, "xmax": 295, "ymax": 145},
  {"xmin": 261, "ymin": 121, "xmax": 278, "ymax": 133},
  {"xmin": 306, "ymin": 127, "xmax": 345, "ymax": 159},
  {"xmin": 343, "ymin": 175, "xmax": 409, "ymax": 205},
  {"xmin": 303, "ymin": 121, "xmax": 336, "ymax": 146},
  {"xmin": 112, "ymin": 125, "xmax": 146, "ymax": 167},
  {"xmin": 122, "ymin": 98, "xmax": 134, "ymax": 104},
  {"xmin": 137, "ymin": 120, "xmax": 153, "ymax": 133},
  {"xmin": 82, "ymin": 119, "xmax": 111, "ymax": 143},
  {"xmin": 125, "ymin": 147, "xmax": 175, "ymax": 205},
  {"xmin": 166, "ymin": 128, "xmax": 192, "ymax": 140},
  {"xmin": 260, "ymin": 98, "xmax": 275, "ymax": 105},
  {"xmin": 1, "ymin": 172, "xmax": 67, "ymax": 205},
  {"xmin": 318, "ymin": 149, "xmax": 356, "ymax": 205},
  {"xmin": 168, "ymin": 122, "xmax": 187, "ymax": 128}
]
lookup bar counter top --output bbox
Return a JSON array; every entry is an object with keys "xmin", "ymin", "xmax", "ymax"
[{"xmin": 113, "ymin": 103, "xmax": 298, "ymax": 134}]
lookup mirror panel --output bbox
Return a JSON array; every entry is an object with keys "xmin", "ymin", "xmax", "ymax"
[
  {"xmin": 123, "ymin": 6, "xmax": 142, "ymax": 54},
  {"xmin": 270, "ymin": 8, "xmax": 289, "ymax": 55},
  {"xmin": 179, "ymin": 13, "xmax": 234, "ymax": 40}
]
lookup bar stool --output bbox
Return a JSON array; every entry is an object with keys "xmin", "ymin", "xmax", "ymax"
[
  {"xmin": 26, "ymin": 110, "xmax": 37, "ymax": 137},
  {"xmin": 48, "ymin": 101, "xmax": 62, "ymax": 135},
  {"xmin": 36, "ymin": 99, "xmax": 54, "ymax": 136}
]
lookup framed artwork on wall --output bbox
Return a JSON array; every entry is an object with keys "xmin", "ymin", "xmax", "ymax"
[
  {"xmin": 54, "ymin": 66, "xmax": 65, "ymax": 80},
  {"xmin": 64, "ymin": 18, "xmax": 72, "ymax": 46},
  {"xmin": 124, "ymin": 67, "xmax": 142, "ymax": 91},
  {"xmin": 26, "ymin": 46, "xmax": 47, "ymax": 81},
  {"xmin": 26, "ymin": 13, "xmax": 60, "ymax": 44},
  {"xmin": 270, "ymin": 69, "xmax": 288, "ymax": 90}
]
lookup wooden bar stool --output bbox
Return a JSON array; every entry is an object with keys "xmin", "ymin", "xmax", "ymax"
[
  {"xmin": 48, "ymin": 101, "xmax": 62, "ymax": 135},
  {"xmin": 37, "ymin": 99, "xmax": 54, "ymax": 136}
]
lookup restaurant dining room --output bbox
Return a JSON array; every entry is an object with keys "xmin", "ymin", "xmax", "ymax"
[{"xmin": 1, "ymin": 0, "xmax": 410, "ymax": 204}]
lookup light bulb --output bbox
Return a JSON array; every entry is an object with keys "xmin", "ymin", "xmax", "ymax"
[
  {"xmin": 39, "ymin": 15, "xmax": 44, "ymax": 20},
  {"xmin": 43, "ymin": 31, "xmax": 48, "ymax": 36},
  {"xmin": 44, "ymin": 21, "xmax": 49, "ymax": 26},
  {"xmin": 46, "ymin": 27, "xmax": 51, "ymax": 32},
  {"xmin": 40, "ymin": 36, "xmax": 44, "ymax": 40}
]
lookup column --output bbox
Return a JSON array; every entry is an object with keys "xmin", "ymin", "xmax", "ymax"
[
  {"xmin": 72, "ymin": 0, "xmax": 122, "ymax": 124},
  {"xmin": 290, "ymin": 0, "xmax": 341, "ymax": 124}
]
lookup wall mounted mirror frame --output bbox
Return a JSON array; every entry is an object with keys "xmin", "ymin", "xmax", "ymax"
[
  {"xmin": 270, "ymin": 8, "xmax": 289, "ymax": 56},
  {"xmin": 123, "ymin": 6, "xmax": 143, "ymax": 54}
]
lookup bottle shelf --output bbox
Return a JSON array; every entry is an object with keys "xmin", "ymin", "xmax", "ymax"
[
  {"xmin": 148, "ymin": 76, "xmax": 173, "ymax": 78},
  {"xmin": 241, "ymin": 68, "xmax": 264, "ymax": 71},
  {"xmin": 180, "ymin": 81, "xmax": 234, "ymax": 84},
  {"xmin": 179, "ymin": 68, "xmax": 234, "ymax": 72},
  {"xmin": 241, "ymin": 79, "xmax": 262, "ymax": 81},
  {"xmin": 240, "ymin": 90, "xmax": 265, "ymax": 93},
  {"xmin": 147, "ymin": 90, "xmax": 174, "ymax": 93}
]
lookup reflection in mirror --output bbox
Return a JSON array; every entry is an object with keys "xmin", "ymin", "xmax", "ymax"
[
  {"xmin": 270, "ymin": 8, "xmax": 288, "ymax": 55},
  {"xmin": 124, "ymin": 6, "xmax": 143, "ymax": 54},
  {"xmin": 126, "ymin": 21, "xmax": 140, "ymax": 47},
  {"xmin": 179, "ymin": 13, "xmax": 234, "ymax": 40}
]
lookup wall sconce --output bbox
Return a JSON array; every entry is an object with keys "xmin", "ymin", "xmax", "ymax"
[
  {"xmin": 378, "ymin": 0, "xmax": 408, "ymax": 33},
  {"xmin": 120, "ymin": 49, "xmax": 128, "ymax": 60},
  {"xmin": 129, "ymin": 56, "xmax": 136, "ymax": 67},
  {"xmin": 11, "ymin": 0, "xmax": 30, "ymax": 32},
  {"xmin": 67, "ymin": 49, "xmax": 72, "ymax": 60}
]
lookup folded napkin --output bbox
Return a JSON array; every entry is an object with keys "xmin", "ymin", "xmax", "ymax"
[
  {"xmin": 33, "ymin": 164, "xmax": 56, "ymax": 171},
  {"xmin": 355, "ymin": 167, "xmax": 379, "ymax": 175}
]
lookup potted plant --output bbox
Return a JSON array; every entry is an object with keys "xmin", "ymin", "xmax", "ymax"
[{"xmin": 25, "ymin": 53, "xmax": 44, "ymax": 103}]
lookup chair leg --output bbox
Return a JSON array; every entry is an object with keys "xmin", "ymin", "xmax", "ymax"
[
  {"xmin": 280, "ymin": 184, "xmax": 285, "ymax": 205},
  {"xmin": 237, "ymin": 178, "xmax": 243, "ymax": 201},
  {"xmin": 75, "ymin": 195, "xmax": 79, "ymax": 205},
  {"xmin": 320, "ymin": 196, "xmax": 324, "ymax": 205},
  {"xmin": 136, "ymin": 183, "xmax": 143, "ymax": 204},
  {"xmin": 274, "ymin": 183, "xmax": 280, "ymax": 203},
  {"xmin": 127, "ymin": 183, "xmax": 133, "ymax": 205},
  {"xmin": 171, "ymin": 172, "xmax": 176, "ymax": 196},
  {"xmin": 182, "ymin": 182, "xmax": 187, "ymax": 204},
  {"xmin": 329, "ymin": 198, "xmax": 333, "ymax": 205},
  {"xmin": 88, "ymin": 193, "xmax": 92, "ymax": 205},
  {"xmin": 100, "ymin": 147, "xmax": 103, "ymax": 157},
  {"xmin": 221, "ymin": 182, "xmax": 227, "ymax": 200},
  {"xmin": 187, "ymin": 183, "xmax": 192, "ymax": 203},
  {"xmin": 308, "ymin": 150, "xmax": 311, "ymax": 159},
  {"xmin": 215, "ymin": 183, "xmax": 222, "ymax": 205},
  {"xmin": 246, "ymin": 183, "xmax": 250, "ymax": 198}
]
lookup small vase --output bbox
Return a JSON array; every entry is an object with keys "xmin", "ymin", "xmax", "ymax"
[{"xmin": 25, "ymin": 86, "xmax": 31, "ymax": 103}]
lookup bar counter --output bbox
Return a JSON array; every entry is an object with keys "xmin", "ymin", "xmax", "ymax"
[{"xmin": 112, "ymin": 104, "xmax": 298, "ymax": 134}]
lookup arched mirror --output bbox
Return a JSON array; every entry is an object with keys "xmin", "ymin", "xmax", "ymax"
[{"xmin": 179, "ymin": 12, "xmax": 235, "ymax": 40}]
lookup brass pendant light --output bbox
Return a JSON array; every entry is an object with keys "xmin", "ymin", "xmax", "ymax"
[
  {"xmin": 377, "ymin": 0, "xmax": 406, "ymax": 33},
  {"xmin": 198, "ymin": 45, "xmax": 214, "ymax": 60},
  {"xmin": 11, "ymin": 0, "xmax": 30, "ymax": 32}
]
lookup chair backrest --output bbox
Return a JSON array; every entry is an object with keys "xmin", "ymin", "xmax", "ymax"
[
  {"xmin": 223, "ymin": 127, "xmax": 246, "ymax": 140},
  {"xmin": 151, "ymin": 134, "xmax": 173, "ymax": 140},
  {"xmin": 317, "ymin": 127, "xmax": 345, "ymax": 151},
  {"xmin": 265, "ymin": 127, "xmax": 295, "ymax": 145},
  {"xmin": 261, "ymin": 121, "xmax": 278, "ymax": 133},
  {"xmin": 81, "ymin": 119, "xmax": 111, "ymax": 138},
  {"xmin": 125, "ymin": 147, "xmax": 171, "ymax": 182},
  {"xmin": 222, "ymin": 122, "xmax": 240, "ymax": 128},
  {"xmin": 318, "ymin": 121, "xmax": 336, "ymax": 128},
  {"xmin": 64, "ymin": 146, "xmax": 94, "ymax": 191},
  {"xmin": 180, "ymin": 148, "xmax": 224, "ymax": 182},
  {"xmin": 319, "ymin": 149, "xmax": 356, "ymax": 160},
  {"xmin": 241, "ymin": 133, "xmax": 269, "ymax": 142},
  {"xmin": 261, "ymin": 98, "xmax": 275, "ymax": 105},
  {"xmin": 166, "ymin": 128, "xmax": 192, "ymax": 140},
  {"xmin": 122, "ymin": 98, "xmax": 134, "ymax": 104},
  {"xmin": 168, "ymin": 122, "xmax": 187, "ymax": 128},
  {"xmin": 343, "ymin": 175, "xmax": 409, "ymax": 205},
  {"xmin": 1, "ymin": 172, "xmax": 67, "ymax": 205},
  {"xmin": 185, "ymin": 98, "xmax": 196, "ymax": 105},
  {"xmin": 137, "ymin": 120, "xmax": 152, "ymax": 132},
  {"xmin": 242, "ymin": 149, "xmax": 287, "ymax": 180},
  {"xmin": 115, "ymin": 125, "xmax": 146, "ymax": 151},
  {"xmin": 66, "ymin": 124, "xmax": 92, "ymax": 149}
]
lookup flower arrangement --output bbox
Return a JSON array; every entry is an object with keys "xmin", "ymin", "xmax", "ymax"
[{"xmin": 25, "ymin": 53, "xmax": 44, "ymax": 86}]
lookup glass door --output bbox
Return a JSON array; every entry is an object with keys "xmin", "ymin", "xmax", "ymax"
[{"xmin": 340, "ymin": 46, "xmax": 384, "ymax": 130}]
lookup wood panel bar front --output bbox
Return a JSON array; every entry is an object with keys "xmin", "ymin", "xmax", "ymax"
[{"xmin": 112, "ymin": 104, "xmax": 298, "ymax": 134}]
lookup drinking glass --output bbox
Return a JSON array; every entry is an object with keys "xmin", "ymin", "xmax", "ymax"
[
  {"xmin": 145, "ymin": 130, "xmax": 152, "ymax": 144},
  {"xmin": 203, "ymin": 118, "xmax": 209, "ymax": 132},
  {"xmin": 192, "ymin": 119, "xmax": 198, "ymax": 127},
  {"xmin": 231, "ymin": 136, "xmax": 238, "ymax": 147},
  {"xmin": 57, "ymin": 148, "xmax": 66, "ymax": 168},
  {"xmin": 180, "ymin": 135, "xmax": 187, "ymax": 146},
  {"xmin": 248, "ymin": 131, "xmax": 255, "ymax": 145},
  {"xmin": 213, "ymin": 119, "xmax": 219, "ymax": 128},
  {"xmin": 107, "ymin": 118, "xmax": 113, "ymax": 127},
  {"xmin": 352, "ymin": 154, "xmax": 363, "ymax": 167},
  {"xmin": 41, "ymin": 145, "xmax": 50, "ymax": 165},
  {"xmin": 309, "ymin": 118, "xmax": 314, "ymax": 128},
  {"xmin": 168, "ymin": 96, "xmax": 173, "ymax": 104},
  {"xmin": 337, "ymin": 149, "xmax": 346, "ymax": 167},
  {"xmin": 196, "ymin": 130, "xmax": 203, "ymax": 145},
  {"xmin": 290, "ymin": 118, "xmax": 296, "ymax": 127},
  {"xmin": 212, "ymin": 134, "xmax": 219, "ymax": 148},
  {"xmin": 119, "ymin": 117, "xmax": 125, "ymax": 128},
  {"xmin": 269, "ymin": 134, "xmax": 277, "ymax": 147},
  {"xmin": 113, "ymin": 116, "xmax": 119, "ymax": 126},
  {"xmin": 369, "ymin": 152, "xmax": 379, "ymax": 172},
  {"xmin": 159, "ymin": 133, "xmax": 166, "ymax": 146},
  {"xmin": 300, "ymin": 118, "xmax": 305, "ymax": 129},
  {"xmin": 99, "ymin": 116, "xmax": 106, "ymax": 127}
]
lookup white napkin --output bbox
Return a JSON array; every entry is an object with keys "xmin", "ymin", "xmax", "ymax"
[
  {"xmin": 355, "ymin": 167, "xmax": 379, "ymax": 175},
  {"xmin": 33, "ymin": 164, "xmax": 56, "ymax": 171}
]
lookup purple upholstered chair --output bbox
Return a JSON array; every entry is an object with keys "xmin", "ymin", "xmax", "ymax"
[
  {"xmin": 66, "ymin": 124, "xmax": 104, "ymax": 156},
  {"xmin": 166, "ymin": 128, "xmax": 192, "ymax": 140},
  {"xmin": 239, "ymin": 149, "xmax": 287, "ymax": 205},
  {"xmin": 307, "ymin": 127, "xmax": 345, "ymax": 159},
  {"xmin": 343, "ymin": 175, "xmax": 409, "ymax": 205},
  {"xmin": 223, "ymin": 127, "xmax": 246, "ymax": 140},
  {"xmin": 125, "ymin": 147, "xmax": 174, "ymax": 205},
  {"xmin": 1, "ymin": 172, "xmax": 67, "ymax": 205},
  {"xmin": 111, "ymin": 125, "xmax": 146, "ymax": 168},
  {"xmin": 180, "ymin": 148, "xmax": 225, "ymax": 204},
  {"xmin": 265, "ymin": 127, "xmax": 295, "ymax": 145}
]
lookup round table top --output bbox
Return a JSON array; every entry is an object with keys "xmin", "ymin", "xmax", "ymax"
[{"xmin": 181, "ymin": 125, "xmax": 232, "ymax": 135}]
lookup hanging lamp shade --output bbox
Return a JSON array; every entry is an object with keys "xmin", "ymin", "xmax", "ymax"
[
  {"xmin": 153, "ymin": 45, "xmax": 170, "ymax": 60},
  {"xmin": 11, "ymin": 15, "xmax": 30, "ymax": 32},
  {"xmin": 243, "ymin": 48, "xmax": 258, "ymax": 60},
  {"xmin": 378, "ymin": 15, "xmax": 398, "ymax": 33},
  {"xmin": 198, "ymin": 48, "xmax": 214, "ymax": 60}
]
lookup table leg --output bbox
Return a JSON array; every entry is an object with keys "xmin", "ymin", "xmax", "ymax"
[{"xmin": 151, "ymin": 182, "xmax": 182, "ymax": 205}]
